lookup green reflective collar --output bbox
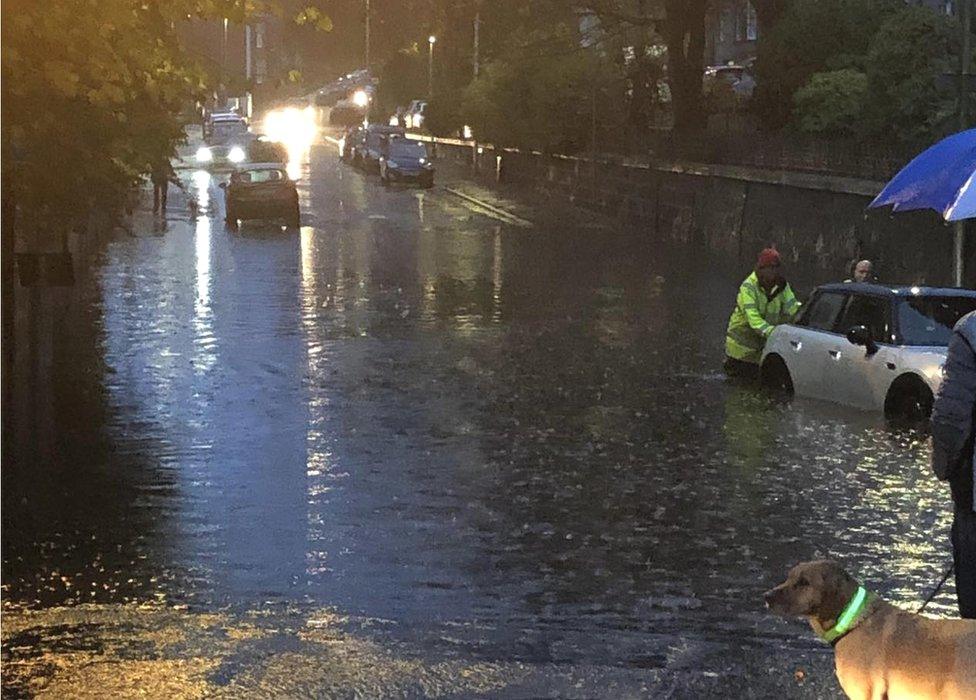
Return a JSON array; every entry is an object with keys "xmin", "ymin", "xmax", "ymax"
[{"xmin": 820, "ymin": 586, "xmax": 871, "ymax": 645}]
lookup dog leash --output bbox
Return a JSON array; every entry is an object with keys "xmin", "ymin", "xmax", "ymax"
[{"xmin": 917, "ymin": 562, "xmax": 955, "ymax": 614}]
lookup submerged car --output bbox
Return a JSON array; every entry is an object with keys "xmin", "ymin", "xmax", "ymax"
[
  {"xmin": 760, "ymin": 283, "xmax": 976, "ymax": 419},
  {"xmin": 379, "ymin": 137, "xmax": 434, "ymax": 187},
  {"xmin": 222, "ymin": 163, "xmax": 300, "ymax": 229}
]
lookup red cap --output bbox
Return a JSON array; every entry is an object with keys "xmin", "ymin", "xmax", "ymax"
[{"xmin": 757, "ymin": 247, "xmax": 781, "ymax": 268}]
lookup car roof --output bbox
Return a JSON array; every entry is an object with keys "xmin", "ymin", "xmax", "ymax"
[
  {"xmin": 366, "ymin": 124, "xmax": 404, "ymax": 133},
  {"xmin": 816, "ymin": 282, "xmax": 976, "ymax": 298}
]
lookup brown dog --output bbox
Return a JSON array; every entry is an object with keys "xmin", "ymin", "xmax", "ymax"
[{"xmin": 765, "ymin": 560, "xmax": 976, "ymax": 700}]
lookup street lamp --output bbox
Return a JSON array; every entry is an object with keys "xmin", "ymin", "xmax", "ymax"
[{"xmin": 428, "ymin": 35, "xmax": 436, "ymax": 99}]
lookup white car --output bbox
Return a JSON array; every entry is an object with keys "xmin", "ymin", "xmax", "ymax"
[{"xmin": 760, "ymin": 283, "xmax": 976, "ymax": 419}]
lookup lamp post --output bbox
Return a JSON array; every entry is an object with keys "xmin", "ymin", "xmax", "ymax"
[
  {"xmin": 428, "ymin": 35, "xmax": 436, "ymax": 99},
  {"xmin": 955, "ymin": 0, "xmax": 972, "ymax": 286},
  {"xmin": 221, "ymin": 17, "xmax": 228, "ymax": 73},
  {"xmin": 365, "ymin": 0, "xmax": 371, "ymax": 70}
]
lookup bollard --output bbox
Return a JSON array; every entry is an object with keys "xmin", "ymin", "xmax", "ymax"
[{"xmin": 495, "ymin": 155, "xmax": 503, "ymax": 183}]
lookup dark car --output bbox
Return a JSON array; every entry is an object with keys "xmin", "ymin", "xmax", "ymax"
[
  {"xmin": 359, "ymin": 125, "xmax": 405, "ymax": 172},
  {"xmin": 247, "ymin": 137, "xmax": 288, "ymax": 164},
  {"xmin": 222, "ymin": 164, "xmax": 300, "ymax": 229},
  {"xmin": 379, "ymin": 137, "xmax": 434, "ymax": 188}
]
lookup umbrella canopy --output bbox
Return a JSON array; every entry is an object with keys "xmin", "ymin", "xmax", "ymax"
[{"xmin": 869, "ymin": 129, "xmax": 976, "ymax": 222}]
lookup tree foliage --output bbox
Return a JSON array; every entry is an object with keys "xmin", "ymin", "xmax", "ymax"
[
  {"xmin": 760, "ymin": 0, "xmax": 967, "ymax": 143},
  {"xmin": 754, "ymin": 0, "xmax": 900, "ymax": 129},
  {"xmin": 861, "ymin": 6, "xmax": 962, "ymax": 143},
  {"xmin": 792, "ymin": 69, "xmax": 867, "ymax": 135}
]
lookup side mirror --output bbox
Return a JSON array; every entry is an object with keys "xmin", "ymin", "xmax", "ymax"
[
  {"xmin": 218, "ymin": 182, "xmax": 227, "ymax": 189},
  {"xmin": 846, "ymin": 325, "xmax": 878, "ymax": 355}
]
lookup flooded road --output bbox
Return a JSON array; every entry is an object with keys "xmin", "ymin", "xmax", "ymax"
[{"xmin": 2, "ymin": 120, "xmax": 955, "ymax": 697}]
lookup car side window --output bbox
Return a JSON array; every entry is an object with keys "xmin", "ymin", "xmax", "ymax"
[
  {"xmin": 797, "ymin": 292, "xmax": 847, "ymax": 332},
  {"xmin": 838, "ymin": 294, "xmax": 893, "ymax": 344}
]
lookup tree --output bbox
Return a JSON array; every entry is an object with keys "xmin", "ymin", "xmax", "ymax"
[
  {"xmin": 862, "ymin": 5, "xmax": 963, "ymax": 144},
  {"xmin": 661, "ymin": 0, "xmax": 708, "ymax": 133},
  {"xmin": 460, "ymin": 32, "xmax": 610, "ymax": 151},
  {"xmin": 576, "ymin": 0, "xmax": 711, "ymax": 134},
  {"xmin": 753, "ymin": 0, "xmax": 900, "ymax": 129},
  {"xmin": 792, "ymin": 69, "xmax": 868, "ymax": 135}
]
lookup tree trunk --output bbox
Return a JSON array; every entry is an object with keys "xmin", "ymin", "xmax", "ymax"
[
  {"xmin": 751, "ymin": 0, "xmax": 789, "ymax": 129},
  {"xmin": 663, "ymin": 0, "xmax": 708, "ymax": 135}
]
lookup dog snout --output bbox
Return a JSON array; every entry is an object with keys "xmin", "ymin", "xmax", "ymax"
[{"xmin": 763, "ymin": 587, "xmax": 781, "ymax": 607}]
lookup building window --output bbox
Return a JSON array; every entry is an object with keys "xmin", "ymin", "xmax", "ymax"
[
  {"xmin": 734, "ymin": 1, "xmax": 757, "ymax": 42},
  {"xmin": 720, "ymin": 7, "xmax": 733, "ymax": 44},
  {"xmin": 746, "ymin": 2, "xmax": 757, "ymax": 40}
]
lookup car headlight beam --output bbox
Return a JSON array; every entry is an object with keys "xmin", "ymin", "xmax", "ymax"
[{"xmin": 196, "ymin": 146, "xmax": 213, "ymax": 163}]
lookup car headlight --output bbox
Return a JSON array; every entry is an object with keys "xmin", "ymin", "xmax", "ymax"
[
  {"xmin": 196, "ymin": 146, "xmax": 213, "ymax": 163},
  {"xmin": 228, "ymin": 146, "xmax": 246, "ymax": 163}
]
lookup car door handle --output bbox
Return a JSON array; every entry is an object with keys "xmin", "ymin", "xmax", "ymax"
[{"xmin": 828, "ymin": 350, "xmax": 841, "ymax": 359}]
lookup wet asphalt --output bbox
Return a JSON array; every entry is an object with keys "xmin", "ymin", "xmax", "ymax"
[{"xmin": 1, "ymin": 123, "xmax": 958, "ymax": 698}]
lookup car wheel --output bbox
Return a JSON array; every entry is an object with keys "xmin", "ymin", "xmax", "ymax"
[
  {"xmin": 884, "ymin": 376, "xmax": 934, "ymax": 423},
  {"xmin": 760, "ymin": 355, "xmax": 794, "ymax": 395}
]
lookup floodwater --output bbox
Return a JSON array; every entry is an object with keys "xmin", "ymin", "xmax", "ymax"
[{"xmin": 1, "ymin": 114, "xmax": 955, "ymax": 698}]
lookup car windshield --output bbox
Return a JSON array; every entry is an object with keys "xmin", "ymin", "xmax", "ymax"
[
  {"xmin": 897, "ymin": 296, "xmax": 976, "ymax": 346},
  {"xmin": 237, "ymin": 169, "xmax": 286, "ymax": 184},
  {"xmin": 389, "ymin": 141, "xmax": 427, "ymax": 158},
  {"xmin": 212, "ymin": 121, "xmax": 247, "ymax": 140}
]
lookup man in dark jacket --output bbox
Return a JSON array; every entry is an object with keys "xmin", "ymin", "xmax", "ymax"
[{"xmin": 931, "ymin": 310, "xmax": 976, "ymax": 618}]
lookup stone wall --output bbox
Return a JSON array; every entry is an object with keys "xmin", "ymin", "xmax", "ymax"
[{"xmin": 429, "ymin": 139, "xmax": 974, "ymax": 289}]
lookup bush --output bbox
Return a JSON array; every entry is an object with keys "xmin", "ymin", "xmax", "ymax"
[{"xmin": 793, "ymin": 69, "xmax": 868, "ymax": 135}]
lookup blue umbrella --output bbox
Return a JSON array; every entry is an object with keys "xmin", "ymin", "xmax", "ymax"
[{"xmin": 869, "ymin": 129, "xmax": 976, "ymax": 221}]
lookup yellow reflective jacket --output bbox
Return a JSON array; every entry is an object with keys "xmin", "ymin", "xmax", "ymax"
[{"xmin": 725, "ymin": 272, "xmax": 800, "ymax": 364}]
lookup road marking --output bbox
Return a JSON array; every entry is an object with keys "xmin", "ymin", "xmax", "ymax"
[
  {"xmin": 324, "ymin": 135, "xmax": 342, "ymax": 146},
  {"xmin": 442, "ymin": 187, "xmax": 532, "ymax": 228}
]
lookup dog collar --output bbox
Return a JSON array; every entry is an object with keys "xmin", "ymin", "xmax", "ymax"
[{"xmin": 820, "ymin": 586, "xmax": 872, "ymax": 645}]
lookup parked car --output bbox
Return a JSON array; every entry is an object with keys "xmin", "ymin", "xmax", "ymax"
[
  {"xmin": 221, "ymin": 163, "xmax": 300, "ymax": 229},
  {"xmin": 703, "ymin": 64, "xmax": 755, "ymax": 99},
  {"xmin": 760, "ymin": 283, "xmax": 976, "ymax": 420},
  {"xmin": 360, "ymin": 124, "xmax": 405, "ymax": 172},
  {"xmin": 379, "ymin": 137, "xmax": 434, "ymax": 188}
]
